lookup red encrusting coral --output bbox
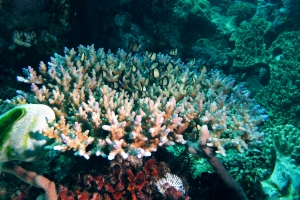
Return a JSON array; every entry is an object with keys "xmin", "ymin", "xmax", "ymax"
[
  {"xmin": 56, "ymin": 158, "xmax": 187, "ymax": 199},
  {"xmin": 143, "ymin": 158, "xmax": 160, "ymax": 176},
  {"xmin": 55, "ymin": 159, "xmax": 164, "ymax": 200}
]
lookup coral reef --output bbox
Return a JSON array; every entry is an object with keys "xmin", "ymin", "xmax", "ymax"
[
  {"xmin": 7, "ymin": 45, "xmax": 267, "ymax": 161},
  {"xmin": 4, "ymin": 0, "xmax": 300, "ymax": 199}
]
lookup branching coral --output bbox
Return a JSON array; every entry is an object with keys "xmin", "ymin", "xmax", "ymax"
[{"xmin": 11, "ymin": 45, "xmax": 267, "ymax": 160}]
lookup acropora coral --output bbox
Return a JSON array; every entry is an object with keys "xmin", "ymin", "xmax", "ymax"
[{"xmin": 8, "ymin": 44, "xmax": 267, "ymax": 161}]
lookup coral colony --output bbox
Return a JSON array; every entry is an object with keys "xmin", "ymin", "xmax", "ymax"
[{"xmin": 14, "ymin": 45, "xmax": 267, "ymax": 162}]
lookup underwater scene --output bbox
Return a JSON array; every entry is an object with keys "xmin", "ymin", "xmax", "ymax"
[{"xmin": 0, "ymin": 0, "xmax": 300, "ymax": 199}]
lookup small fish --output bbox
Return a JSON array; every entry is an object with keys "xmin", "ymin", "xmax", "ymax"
[
  {"xmin": 149, "ymin": 62, "xmax": 160, "ymax": 78},
  {"xmin": 196, "ymin": 124, "xmax": 201, "ymax": 131},
  {"xmin": 170, "ymin": 48, "xmax": 178, "ymax": 56},
  {"xmin": 147, "ymin": 52, "xmax": 157, "ymax": 61},
  {"xmin": 150, "ymin": 62, "xmax": 159, "ymax": 70},
  {"xmin": 131, "ymin": 65, "xmax": 137, "ymax": 73},
  {"xmin": 192, "ymin": 77, "xmax": 196, "ymax": 84},
  {"xmin": 138, "ymin": 85, "xmax": 147, "ymax": 97},
  {"xmin": 111, "ymin": 82, "xmax": 119, "ymax": 89},
  {"xmin": 152, "ymin": 68, "xmax": 160, "ymax": 78},
  {"xmin": 200, "ymin": 65, "xmax": 207, "ymax": 73},
  {"xmin": 160, "ymin": 76, "xmax": 169, "ymax": 86},
  {"xmin": 190, "ymin": 58, "xmax": 196, "ymax": 65},
  {"xmin": 166, "ymin": 62, "xmax": 174, "ymax": 69},
  {"xmin": 140, "ymin": 85, "xmax": 147, "ymax": 92},
  {"xmin": 129, "ymin": 41, "xmax": 140, "ymax": 53},
  {"xmin": 81, "ymin": 53, "xmax": 85, "ymax": 61}
]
